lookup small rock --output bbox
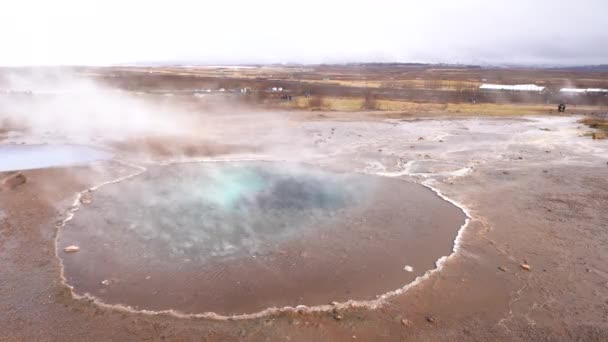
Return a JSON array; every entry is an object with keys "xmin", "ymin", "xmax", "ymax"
[
  {"xmin": 401, "ymin": 318, "xmax": 412, "ymax": 327},
  {"xmin": 418, "ymin": 137, "xmax": 424, "ymax": 141},
  {"xmin": 80, "ymin": 193, "xmax": 92, "ymax": 204},
  {"xmin": 520, "ymin": 264, "xmax": 531, "ymax": 271},
  {"xmin": 426, "ymin": 315, "xmax": 437, "ymax": 323},
  {"xmin": 498, "ymin": 266, "xmax": 507, "ymax": 272},
  {"xmin": 332, "ymin": 308, "xmax": 342, "ymax": 320},
  {"xmin": 64, "ymin": 245, "xmax": 80, "ymax": 253},
  {"xmin": 403, "ymin": 265, "xmax": 414, "ymax": 272},
  {"xmin": 101, "ymin": 279, "xmax": 111, "ymax": 286},
  {"xmin": 592, "ymin": 131, "xmax": 606, "ymax": 140},
  {"xmin": 2, "ymin": 172, "xmax": 26, "ymax": 189}
]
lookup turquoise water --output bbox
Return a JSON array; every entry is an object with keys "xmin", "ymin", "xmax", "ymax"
[{"xmin": 76, "ymin": 163, "xmax": 370, "ymax": 261}]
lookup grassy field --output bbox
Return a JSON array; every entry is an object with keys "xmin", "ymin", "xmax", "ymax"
[
  {"xmin": 282, "ymin": 96, "xmax": 604, "ymax": 116},
  {"xmin": 4, "ymin": 65, "xmax": 607, "ymax": 117},
  {"xmin": 579, "ymin": 116, "xmax": 608, "ymax": 139}
]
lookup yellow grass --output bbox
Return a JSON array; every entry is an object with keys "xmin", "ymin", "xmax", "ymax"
[{"xmin": 287, "ymin": 97, "xmax": 605, "ymax": 116}]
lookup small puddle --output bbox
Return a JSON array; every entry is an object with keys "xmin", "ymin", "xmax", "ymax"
[
  {"xmin": 58, "ymin": 162, "xmax": 466, "ymax": 316},
  {"xmin": 0, "ymin": 144, "xmax": 112, "ymax": 172}
]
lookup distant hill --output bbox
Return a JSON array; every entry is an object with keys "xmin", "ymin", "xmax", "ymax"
[{"xmin": 548, "ymin": 65, "xmax": 608, "ymax": 72}]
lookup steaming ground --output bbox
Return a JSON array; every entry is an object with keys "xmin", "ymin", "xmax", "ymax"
[{"xmin": 1, "ymin": 108, "xmax": 608, "ymax": 340}]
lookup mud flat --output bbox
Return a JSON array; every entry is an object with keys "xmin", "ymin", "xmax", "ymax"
[{"xmin": 58, "ymin": 162, "xmax": 466, "ymax": 315}]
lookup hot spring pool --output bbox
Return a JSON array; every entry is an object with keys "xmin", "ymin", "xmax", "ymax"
[
  {"xmin": 58, "ymin": 162, "xmax": 466, "ymax": 315},
  {"xmin": 0, "ymin": 144, "xmax": 111, "ymax": 172}
]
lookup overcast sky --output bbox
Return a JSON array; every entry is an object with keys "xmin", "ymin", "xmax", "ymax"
[{"xmin": 1, "ymin": 0, "xmax": 607, "ymax": 66}]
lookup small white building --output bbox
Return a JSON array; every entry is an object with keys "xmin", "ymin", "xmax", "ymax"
[{"xmin": 480, "ymin": 83, "xmax": 545, "ymax": 92}]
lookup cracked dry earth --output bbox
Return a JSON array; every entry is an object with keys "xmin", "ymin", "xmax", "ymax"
[{"xmin": 1, "ymin": 114, "xmax": 608, "ymax": 341}]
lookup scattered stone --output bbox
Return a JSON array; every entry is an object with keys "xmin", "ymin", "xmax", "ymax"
[
  {"xmin": 101, "ymin": 279, "xmax": 111, "ymax": 286},
  {"xmin": 520, "ymin": 264, "xmax": 531, "ymax": 271},
  {"xmin": 425, "ymin": 315, "xmax": 437, "ymax": 324},
  {"xmin": 63, "ymin": 245, "xmax": 80, "ymax": 253},
  {"xmin": 2, "ymin": 172, "xmax": 26, "ymax": 189},
  {"xmin": 401, "ymin": 318, "xmax": 412, "ymax": 327},
  {"xmin": 498, "ymin": 266, "xmax": 507, "ymax": 272},
  {"xmin": 418, "ymin": 137, "xmax": 424, "ymax": 141},
  {"xmin": 542, "ymin": 170, "xmax": 549, "ymax": 173},
  {"xmin": 540, "ymin": 127, "xmax": 551, "ymax": 131},
  {"xmin": 403, "ymin": 265, "xmax": 414, "ymax": 272},
  {"xmin": 80, "ymin": 192, "xmax": 92, "ymax": 204},
  {"xmin": 332, "ymin": 308, "xmax": 342, "ymax": 321},
  {"xmin": 592, "ymin": 131, "xmax": 606, "ymax": 140},
  {"xmin": 145, "ymin": 276, "xmax": 151, "ymax": 280},
  {"xmin": 439, "ymin": 139, "xmax": 444, "ymax": 142}
]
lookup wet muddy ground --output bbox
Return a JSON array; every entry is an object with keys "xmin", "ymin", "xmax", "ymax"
[{"xmin": 1, "ymin": 113, "xmax": 608, "ymax": 341}]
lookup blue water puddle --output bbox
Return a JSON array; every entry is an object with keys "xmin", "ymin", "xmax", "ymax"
[{"xmin": 0, "ymin": 144, "xmax": 112, "ymax": 172}]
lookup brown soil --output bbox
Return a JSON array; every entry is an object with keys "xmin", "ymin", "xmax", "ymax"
[
  {"xmin": 110, "ymin": 135, "xmax": 260, "ymax": 158},
  {"xmin": 2, "ymin": 113, "xmax": 608, "ymax": 341}
]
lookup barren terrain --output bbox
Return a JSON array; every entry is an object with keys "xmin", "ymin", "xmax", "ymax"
[{"xmin": 1, "ymin": 66, "xmax": 608, "ymax": 341}]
